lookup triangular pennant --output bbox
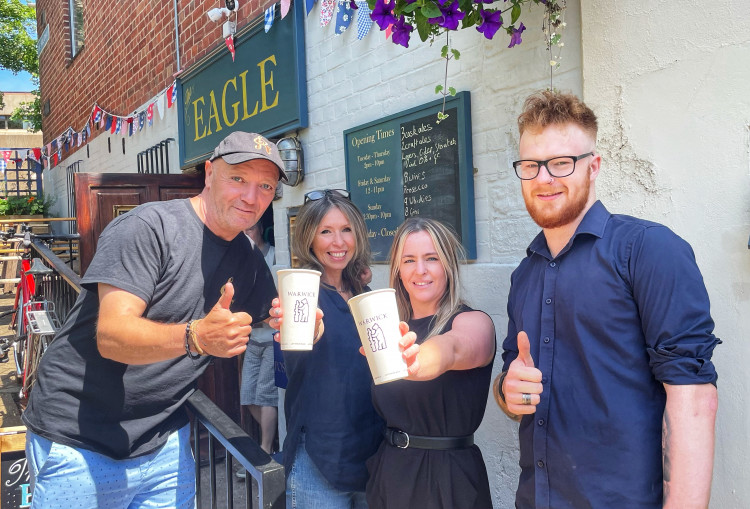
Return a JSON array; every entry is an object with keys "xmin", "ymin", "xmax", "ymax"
[
  {"xmin": 147, "ymin": 103, "xmax": 154, "ymax": 125},
  {"xmin": 108, "ymin": 115, "xmax": 116, "ymax": 133},
  {"xmin": 168, "ymin": 83, "xmax": 177, "ymax": 108},
  {"xmin": 280, "ymin": 0, "xmax": 291, "ymax": 18},
  {"xmin": 33, "ymin": 148, "xmax": 42, "ymax": 160},
  {"xmin": 306, "ymin": 0, "xmax": 317, "ymax": 15},
  {"xmin": 356, "ymin": 2, "xmax": 373, "ymax": 39},
  {"xmin": 156, "ymin": 94, "xmax": 165, "ymax": 119},
  {"xmin": 335, "ymin": 1, "xmax": 354, "ymax": 34},
  {"xmin": 225, "ymin": 36, "xmax": 236, "ymax": 61},
  {"xmin": 139, "ymin": 111, "xmax": 146, "ymax": 131},
  {"xmin": 265, "ymin": 4, "xmax": 276, "ymax": 33},
  {"xmin": 320, "ymin": 0, "xmax": 334, "ymax": 27},
  {"xmin": 115, "ymin": 118, "xmax": 122, "ymax": 135}
]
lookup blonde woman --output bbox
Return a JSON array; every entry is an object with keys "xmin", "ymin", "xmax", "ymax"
[{"xmin": 366, "ymin": 217, "xmax": 496, "ymax": 509}]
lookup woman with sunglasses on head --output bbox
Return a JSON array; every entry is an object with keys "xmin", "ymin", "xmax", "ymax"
[
  {"xmin": 365, "ymin": 217, "xmax": 496, "ymax": 509},
  {"xmin": 269, "ymin": 189, "xmax": 383, "ymax": 509}
]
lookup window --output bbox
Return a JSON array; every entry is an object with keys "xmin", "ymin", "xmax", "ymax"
[
  {"xmin": 7, "ymin": 119, "xmax": 23, "ymax": 130},
  {"xmin": 69, "ymin": 0, "xmax": 85, "ymax": 57}
]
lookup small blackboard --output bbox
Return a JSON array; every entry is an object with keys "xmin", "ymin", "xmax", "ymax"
[
  {"xmin": 1, "ymin": 450, "xmax": 31, "ymax": 508},
  {"xmin": 344, "ymin": 93, "xmax": 475, "ymax": 261}
]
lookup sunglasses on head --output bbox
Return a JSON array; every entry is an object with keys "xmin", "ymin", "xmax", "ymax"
[{"xmin": 303, "ymin": 189, "xmax": 351, "ymax": 204}]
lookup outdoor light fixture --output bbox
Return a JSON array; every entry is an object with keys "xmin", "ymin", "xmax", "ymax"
[
  {"xmin": 206, "ymin": 7, "xmax": 230, "ymax": 22},
  {"xmin": 277, "ymin": 137, "xmax": 304, "ymax": 187}
]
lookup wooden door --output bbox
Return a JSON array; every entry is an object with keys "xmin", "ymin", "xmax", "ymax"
[{"xmin": 74, "ymin": 172, "xmax": 241, "ymax": 425}]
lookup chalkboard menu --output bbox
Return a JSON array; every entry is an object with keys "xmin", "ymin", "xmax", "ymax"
[{"xmin": 344, "ymin": 92, "xmax": 475, "ymax": 261}]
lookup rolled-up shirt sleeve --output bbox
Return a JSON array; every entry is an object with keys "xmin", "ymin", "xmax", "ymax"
[{"xmin": 629, "ymin": 226, "xmax": 721, "ymax": 385}]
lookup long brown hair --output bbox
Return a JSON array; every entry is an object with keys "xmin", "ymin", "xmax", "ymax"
[
  {"xmin": 388, "ymin": 217, "xmax": 466, "ymax": 339},
  {"xmin": 292, "ymin": 192, "xmax": 371, "ymax": 295}
]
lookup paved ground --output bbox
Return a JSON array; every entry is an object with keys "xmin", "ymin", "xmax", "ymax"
[{"xmin": 0, "ymin": 292, "xmax": 23, "ymax": 429}]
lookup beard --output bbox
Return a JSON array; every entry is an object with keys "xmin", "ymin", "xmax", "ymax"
[{"xmin": 523, "ymin": 171, "xmax": 591, "ymax": 229}]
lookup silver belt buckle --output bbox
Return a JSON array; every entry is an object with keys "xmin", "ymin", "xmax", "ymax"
[{"xmin": 394, "ymin": 430, "xmax": 409, "ymax": 449}]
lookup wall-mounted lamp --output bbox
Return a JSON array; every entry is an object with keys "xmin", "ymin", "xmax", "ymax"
[{"xmin": 277, "ymin": 137, "xmax": 304, "ymax": 187}]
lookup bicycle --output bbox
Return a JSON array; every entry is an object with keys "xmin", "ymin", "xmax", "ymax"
[{"xmin": 0, "ymin": 225, "xmax": 63, "ymax": 399}]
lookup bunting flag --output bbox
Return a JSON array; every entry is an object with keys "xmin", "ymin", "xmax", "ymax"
[
  {"xmin": 167, "ymin": 83, "xmax": 176, "ymax": 108},
  {"xmin": 107, "ymin": 115, "xmax": 115, "ymax": 133},
  {"xmin": 99, "ymin": 112, "xmax": 106, "ymax": 129},
  {"xmin": 356, "ymin": 2, "xmax": 373, "ymax": 39},
  {"xmin": 2, "ymin": 151, "xmax": 10, "ymax": 165},
  {"xmin": 53, "ymin": 152, "xmax": 58, "ymax": 166},
  {"xmin": 225, "ymin": 35, "xmax": 236, "ymax": 61},
  {"xmin": 335, "ymin": 1, "xmax": 354, "ymax": 34},
  {"xmin": 138, "ymin": 111, "xmax": 146, "ymax": 131},
  {"xmin": 147, "ymin": 103, "xmax": 154, "ymax": 125},
  {"xmin": 115, "ymin": 117, "xmax": 122, "ymax": 134},
  {"xmin": 64, "ymin": 138, "xmax": 70, "ymax": 152},
  {"xmin": 51, "ymin": 139, "xmax": 58, "ymax": 151},
  {"xmin": 129, "ymin": 117, "xmax": 136, "ymax": 137},
  {"xmin": 281, "ymin": 0, "xmax": 291, "ymax": 18},
  {"xmin": 92, "ymin": 105, "xmax": 102, "ymax": 125},
  {"xmin": 0, "ymin": 159, "xmax": 6, "ymax": 174},
  {"xmin": 33, "ymin": 148, "xmax": 42, "ymax": 161},
  {"xmin": 265, "ymin": 4, "xmax": 276, "ymax": 32},
  {"xmin": 306, "ymin": 0, "xmax": 316, "ymax": 14},
  {"xmin": 156, "ymin": 94, "xmax": 165, "ymax": 119},
  {"xmin": 320, "ymin": 0, "xmax": 334, "ymax": 27}
]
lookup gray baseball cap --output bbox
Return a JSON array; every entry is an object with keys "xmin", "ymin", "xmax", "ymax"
[{"xmin": 209, "ymin": 131, "xmax": 288, "ymax": 183}]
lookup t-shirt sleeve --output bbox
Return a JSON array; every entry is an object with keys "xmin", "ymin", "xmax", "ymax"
[
  {"xmin": 630, "ymin": 226, "xmax": 721, "ymax": 385},
  {"xmin": 80, "ymin": 213, "xmax": 163, "ymax": 305}
]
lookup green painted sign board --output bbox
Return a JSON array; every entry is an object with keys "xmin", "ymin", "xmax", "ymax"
[
  {"xmin": 177, "ymin": 2, "xmax": 307, "ymax": 168},
  {"xmin": 344, "ymin": 92, "xmax": 476, "ymax": 261}
]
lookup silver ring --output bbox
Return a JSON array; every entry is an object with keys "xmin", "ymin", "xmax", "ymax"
[{"xmin": 521, "ymin": 393, "xmax": 532, "ymax": 405}]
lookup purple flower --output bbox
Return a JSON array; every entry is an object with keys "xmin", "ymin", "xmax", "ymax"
[
  {"xmin": 476, "ymin": 9, "xmax": 502, "ymax": 40},
  {"xmin": 508, "ymin": 22, "xmax": 526, "ymax": 47},
  {"xmin": 371, "ymin": 0, "xmax": 397, "ymax": 30},
  {"xmin": 474, "ymin": 0, "xmax": 493, "ymax": 4},
  {"xmin": 391, "ymin": 15, "xmax": 414, "ymax": 47},
  {"xmin": 350, "ymin": 0, "xmax": 358, "ymax": 9},
  {"xmin": 437, "ymin": 0, "xmax": 465, "ymax": 30}
]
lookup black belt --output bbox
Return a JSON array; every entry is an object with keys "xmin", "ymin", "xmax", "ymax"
[{"xmin": 384, "ymin": 428, "xmax": 474, "ymax": 450}]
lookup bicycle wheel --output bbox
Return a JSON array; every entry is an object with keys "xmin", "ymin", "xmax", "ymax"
[
  {"xmin": 21, "ymin": 334, "xmax": 48, "ymax": 400},
  {"xmin": 13, "ymin": 286, "xmax": 25, "ymax": 379}
]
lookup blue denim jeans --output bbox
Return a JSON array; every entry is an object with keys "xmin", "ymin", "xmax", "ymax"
[
  {"xmin": 25, "ymin": 425, "xmax": 195, "ymax": 509},
  {"xmin": 287, "ymin": 434, "xmax": 367, "ymax": 509}
]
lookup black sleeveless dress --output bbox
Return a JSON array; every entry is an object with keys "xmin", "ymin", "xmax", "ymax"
[{"xmin": 366, "ymin": 305, "xmax": 495, "ymax": 509}]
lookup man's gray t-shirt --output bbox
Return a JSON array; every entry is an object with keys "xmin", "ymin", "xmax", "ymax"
[{"xmin": 23, "ymin": 199, "xmax": 276, "ymax": 459}]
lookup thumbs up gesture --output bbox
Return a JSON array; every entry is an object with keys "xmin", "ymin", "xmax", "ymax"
[
  {"xmin": 503, "ymin": 331, "xmax": 544, "ymax": 415},
  {"xmin": 194, "ymin": 281, "xmax": 253, "ymax": 357}
]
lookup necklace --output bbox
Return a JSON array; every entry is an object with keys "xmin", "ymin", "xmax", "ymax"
[{"xmin": 321, "ymin": 281, "xmax": 350, "ymax": 295}]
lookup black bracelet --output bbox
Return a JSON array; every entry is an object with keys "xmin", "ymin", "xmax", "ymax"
[
  {"xmin": 185, "ymin": 320, "xmax": 201, "ymax": 359},
  {"xmin": 497, "ymin": 370, "xmax": 509, "ymax": 404}
]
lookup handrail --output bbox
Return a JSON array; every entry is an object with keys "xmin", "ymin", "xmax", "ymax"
[
  {"xmin": 31, "ymin": 239, "xmax": 81, "ymax": 292},
  {"xmin": 186, "ymin": 390, "xmax": 285, "ymax": 509}
]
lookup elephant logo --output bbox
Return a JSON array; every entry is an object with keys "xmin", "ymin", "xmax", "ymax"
[
  {"xmin": 293, "ymin": 298, "xmax": 309, "ymax": 323},
  {"xmin": 367, "ymin": 323, "xmax": 387, "ymax": 352}
]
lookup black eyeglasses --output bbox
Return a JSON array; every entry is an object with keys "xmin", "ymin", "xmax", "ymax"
[
  {"xmin": 512, "ymin": 152, "xmax": 594, "ymax": 180},
  {"xmin": 303, "ymin": 189, "xmax": 351, "ymax": 203}
]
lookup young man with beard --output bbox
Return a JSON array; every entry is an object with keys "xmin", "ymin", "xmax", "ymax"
[{"xmin": 493, "ymin": 90, "xmax": 720, "ymax": 509}]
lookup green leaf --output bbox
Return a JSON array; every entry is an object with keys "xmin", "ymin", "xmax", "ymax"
[
  {"xmin": 441, "ymin": 44, "xmax": 449, "ymax": 58},
  {"xmin": 448, "ymin": 87, "xmax": 456, "ymax": 96},
  {"xmin": 402, "ymin": 2, "xmax": 420, "ymax": 13},
  {"xmin": 415, "ymin": 11, "xmax": 432, "ymax": 42},
  {"xmin": 511, "ymin": 3, "xmax": 521, "ymax": 24},
  {"xmin": 435, "ymin": 85, "xmax": 444, "ymax": 94},
  {"xmin": 420, "ymin": 2, "xmax": 442, "ymax": 19},
  {"xmin": 451, "ymin": 48, "xmax": 460, "ymax": 60},
  {"xmin": 367, "ymin": 0, "xmax": 376, "ymax": 10}
]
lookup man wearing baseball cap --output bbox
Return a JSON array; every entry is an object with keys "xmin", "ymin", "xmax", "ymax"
[{"xmin": 23, "ymin": 131, "xmax": 301, "ymax": 508}]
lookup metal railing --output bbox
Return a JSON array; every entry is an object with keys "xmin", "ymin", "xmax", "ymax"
[
  {"xmin": 25, "ymin": 240, "xmax": 285, "ymax": 508},
  {"xmin": 137, "ymin": 138, "xmax": 175, "ymax": 174},
  {"xmin": 30, "ymin": 239, "xmax": 81, "ymax": 320},
  {"xmin": 187, "ymin": 390, "xmax": 285, "ymax": 509}
]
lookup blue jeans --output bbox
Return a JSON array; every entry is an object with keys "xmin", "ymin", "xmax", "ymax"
[
  {"xmin": 287, "ymin": 435, "xmax": 367, "ymax": 509},
  {"xmin": 25, "ymin": 425, "xmax": 195, "ymax": 509}
]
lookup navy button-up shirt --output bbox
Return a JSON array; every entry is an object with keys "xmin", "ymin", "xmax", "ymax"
[{"xmin": 502, "ymin": 201, "xmax": 720, "ymax": 509}]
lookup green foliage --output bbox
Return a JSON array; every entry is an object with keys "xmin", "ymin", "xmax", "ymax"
[
  {"xmin": 0, "ymin": 195, "xmax": 55, "ymax": 217},
  {"xmin": 0, "ymin": 0, "xmax": 38, "ymax": 76},
  {"xmin": 10, "ymin": 79, "xmax": 42, "ymax": 132}
]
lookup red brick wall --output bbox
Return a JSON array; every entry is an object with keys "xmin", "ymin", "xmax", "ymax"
[{"xmin": 37, "ymin": 0, "xmax": 270, "ymax": 154}]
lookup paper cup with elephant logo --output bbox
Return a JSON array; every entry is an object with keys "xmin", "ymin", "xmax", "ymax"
[
  {"xmin": 348, "ymin": 289, "xmax": 408, "ymax": 385},
  {"xmin": 277, "ymin": 269, "xmax": 321, "ymax": 351}
]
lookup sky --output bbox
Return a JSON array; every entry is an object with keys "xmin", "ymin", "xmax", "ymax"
[{"xmin": 1, "ymin": 0, "xmax": 37, "ymax": 92}]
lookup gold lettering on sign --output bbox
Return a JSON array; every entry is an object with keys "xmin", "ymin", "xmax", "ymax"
[
  {"xmin": 222, "ymin": 77, "xmax": 240, "ymax": 127},
  {"xmin": 258, "ymin": 55, "xmax": 279, "ymax": 113},
  {"xmin": 207, "ymin": 90, "xmax": 222, "ymax": 135},
  {"xmin": 193, "ymin": 97, "xmax": 207, "ymax": 141},
  {"xmin": 239, "ymin": 70, "xmax": 260, "ymax": 120}
]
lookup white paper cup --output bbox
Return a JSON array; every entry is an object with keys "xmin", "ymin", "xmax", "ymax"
[
  {"xmin": 348, "ymin": 289, "xmax": 409, "ymax": 385},
  {"xmin": 277, "ymin": 269, "xmax": 321, "ymax": 351}
]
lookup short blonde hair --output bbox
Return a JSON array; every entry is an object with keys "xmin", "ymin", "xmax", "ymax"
[{"xmin": 518, "ymin": 90, "xmax": 598, "ymax": 139}]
